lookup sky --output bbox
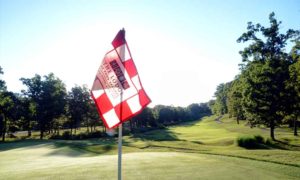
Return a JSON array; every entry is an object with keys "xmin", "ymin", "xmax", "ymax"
[{"xmin": 0, "ymin": 0, "xmax": 299, "ymax": 107}]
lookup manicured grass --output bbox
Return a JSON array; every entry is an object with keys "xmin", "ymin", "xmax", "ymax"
[
  {"xmin": 0, "ymin": 115, "xmax": 299, "ymax": 179},
  {"xmin": 1, "ymin": 149, "xmax": 299, "ymax": 180}
]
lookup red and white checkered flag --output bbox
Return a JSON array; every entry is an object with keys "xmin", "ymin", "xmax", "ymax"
[{"xmin": 91, "ymin": 29, "xmax": 151, "ymax": 128}]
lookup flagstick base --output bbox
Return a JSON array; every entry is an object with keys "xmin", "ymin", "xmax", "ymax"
[{"xmin": 118, "ymin": 124, "xmax": 122, "ymax": 180}]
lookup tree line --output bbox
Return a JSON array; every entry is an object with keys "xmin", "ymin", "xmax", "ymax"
[
  {"xmin": 210, "ymin": 12, "xmax": 300, "ymax": 140},
  {"xmin": 0, "ymin": 69, "xmax": 211, "ymax": 141}
]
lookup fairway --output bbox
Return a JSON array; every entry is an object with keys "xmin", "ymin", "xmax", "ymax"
[
  {"xmin": 0, "ymin": 143, "xmax": 299, "ymax": 180},
  {"xmin": 1, "ymin": 116, "xmax": 300, "ymax": 179}
]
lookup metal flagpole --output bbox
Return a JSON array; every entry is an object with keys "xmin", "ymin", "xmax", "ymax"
[
  {"xmin": 118, "ymin": 123, "xmax": 122, "ymax": 180},
  {"xmin": 118, "ymin": 75, "xmax": 124, "ymax": 180},
  {"xmin": 118, "ymin": 89, "xmax": 123, "ymax": 180},
  {"xmin": 118, "ymin": 28, "xmax": 125, "ymax": 180}
]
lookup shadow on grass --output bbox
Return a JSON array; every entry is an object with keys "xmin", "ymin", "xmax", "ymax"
[
  {"xmin": 132, "ymin": 128, "xmax": 180, "ymax": 141},
  {"xmin": 0, "ymin": 139, "xmax": 53, "ymax": 151},
  {"xmin": 0, "ymin": 138, "xmax": 119, "ymax": 157},
  {"xmin": 46, "ymin": 138, "xmax": 118, "ymax": 157},
  {"xmin": 272, "ymin": 139, "xmax": 300, "ymax": 150},
  {"xmin": 237, "ymin": 139, "xmax": 300, "ymax": 150}
]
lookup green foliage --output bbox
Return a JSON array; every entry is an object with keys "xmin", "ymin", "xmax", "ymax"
[
  {"xmin": 286, "ymin": 44, "xmax": 300, "ymax": 135},
  {"xmin": 0, "ymin": 66, "xmax": 6, "ymax": 91},
  {"xmin": 113, "ymin": 103, "xmax": 212, "ymax": 134},
  {"xmin": 237, "ymin": 12, "xmax": 300, "ymax": 140},
  {"xmin": 227, "ymin": 76, "xmax": 245, "ymax": 122},
  {"xmin": 187, "ymin": 103, "xmax": 211, "ymax": 120},
  {"xmin": 211, "ymin": 82, "xmax": 231, "ymax": 115},
  {"xmin": 67, "ymin": 85, "xmax": 91, "ymax": 131},
  {"xmin": 50, "ymin": 130, "xmax": 103, "ymax": 140},
  {"xmin": 209, "ymin": 12, "xmax": 300, "ymax": 140},
  {"xmin": 0, "ymin": 91, "xmax": 21, "ymax": 141},
  {"xmin": 20, "ymin": 73, "xmax": 67, "ymax": 139},
  {"xmin": 237, "ymin": 135, "xmax": 265, "ymax": 149}
]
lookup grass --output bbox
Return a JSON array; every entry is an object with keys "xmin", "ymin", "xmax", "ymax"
[{"xmin": 0, "ymin": 115, "xmax": 300, "ymax": 179}]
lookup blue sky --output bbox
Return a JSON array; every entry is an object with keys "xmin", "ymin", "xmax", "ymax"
[{"xmin": 0, "ymin": 0, "xmax": 299, "ymax": 106}]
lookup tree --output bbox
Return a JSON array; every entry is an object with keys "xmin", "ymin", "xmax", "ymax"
[
  {"xmin": 130, "ymin": 107, "xmax": 157, "ymax": 131},
  {"xmin": 86, "ymin": 100, "xmax": 101, "ymax": 132},
  {"xmin": 208, "ymin": 100, "xmax": 217, "ymax": 114},
  {"xmin": 154, "ymin": 105, "xmax": 176, "ymax": 125},
  {"xmin": 227, "ymin": 75, "xmax": 245, "ymax": 124},
  {"xmin": 17, "ymin": 95, "xmax": 35, "ymax": 137},
  {"xmin": 0, "ymin": 66, "xmax": 6, "ymax": 91},
  {"xmin": 212, "ymin": 82, "xmax": 231, "ymax": 115},
  {"xmin": 237, "ymin": 12, "xmax": 299, "ymax": 140},
  {"xmin": 20, "ymin": 73, "xmax": 67, "ymax": 139},
  {"xmin": 286, "ymin": 41, "xmax": 300, "ymax": 135},
  {"xmin": 0, "ymin": 92, "xmax": 17, "ymax": 141},
  {"xmin": 67, "ymin": 85, "xmax": 90, "ymax": 135},
  {"xmin": 187, "ymin": 103, "xmax": 211, "ymax": 120},
  {"xmin": 0, "ymin": 67, "xmax": 16, "ymax": 141}
]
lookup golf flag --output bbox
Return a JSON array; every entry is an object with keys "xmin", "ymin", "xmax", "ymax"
[{"xmin": 91, "ymin": 29, "xmax": 151, "ymax": 128}]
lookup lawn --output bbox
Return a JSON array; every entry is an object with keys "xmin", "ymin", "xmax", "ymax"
[{"xmin": 0, "ymin": 115, "xmax": 300, "ymax": 179}]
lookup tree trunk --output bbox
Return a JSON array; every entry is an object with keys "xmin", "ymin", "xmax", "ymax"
[
  {"xmin": 40, "ymin": 129, "xmax": 44, "ymax": 140},
  {"xmin": 40, "ymin": 120, "xmax": 45, "ymax": 139},
  {"xmin": 27, "ymin": 119, "xmax": 31, "ymax": 137},
  {"xmin": 2, "ymin": 114, "xmax": 6, "ymax": 142},
  {"xmin": 129, "ymin": 121, "xmax": 133, "ymax": 133},
  {"xmin": 236, "ymin": 118, "xmax": 239, "ymax": 124},
  {"xmin": 28, "ymin": 130, "xmax": 31, "ymax": 137},
  {"xmin": 294, "ymin": 115, "xmax": 298, "ymax": 136},
  {"xmin": 270, "ymin": 119, "xmax": 275, "ymax": 140}
]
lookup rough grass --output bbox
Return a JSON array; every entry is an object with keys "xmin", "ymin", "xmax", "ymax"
[{"xmin": 1, "ymin": 115, "xmax": 300, "ymax": 179}]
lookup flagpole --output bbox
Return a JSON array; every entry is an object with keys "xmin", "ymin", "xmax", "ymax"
[
  {"xmin": 118, "ymin": 89, "xmax": 123, "ymax": 180},
  {"xmin": 118, "ymin": 77, "xmax": 123, "ymax": 180},
  {"xmin": 118, "ymin": 78, "xmax": 123, "ymax": 180},
  {"xmin": 118, "ymin": 123, "xmax": 122, "ymax": 180},
  {"xmin": 118, "ymin": 28, "xmax": 125, "ymax": 180}
]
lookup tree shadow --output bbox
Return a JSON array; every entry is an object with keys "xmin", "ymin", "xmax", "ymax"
[
  {"xmin": 177, "ymin": 118, "xmax": 207, "ymax": 127},
  {"xmin": 0, "ymin": 139, "xmax": 53, "ymax": 151},
  {"xmin": 272, "ymin": 139, "xmax": 300, "ymax": 150},
  {"xmin": 0, "ymin": 138, "xmax": 119, "ymax": 157},
  {"xmin": 238, "ymin": 139, "xmax": 300, "ymax": 150},
  {"xmin": 46, "ymin": 138, "xmax": 118, "ymax": 157},
  {"xmin": 131, "ymin": 128, "xmax": 180, "ymax": 141}
]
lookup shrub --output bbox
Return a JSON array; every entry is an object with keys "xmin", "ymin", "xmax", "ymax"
[
  {"xmin": 237, "ymin": 135, "xmax": 265, "ymax": 149},
  {"xmin": 254, "ymin": 135, "xmax": 264, "ymax": 143},
  {"xmin": 50, "ymin": 130, "xmax": 103, "ymax": 140}
]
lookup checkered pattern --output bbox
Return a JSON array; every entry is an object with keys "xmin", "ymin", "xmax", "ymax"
[{"xmin": 91, "ymin": 30, "xmax": 151, "ymax": 128}]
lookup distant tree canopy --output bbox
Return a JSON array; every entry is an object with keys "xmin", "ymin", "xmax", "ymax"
[
  {"xmin": 20, "ymin": 73, "xmax": 67, "ymax": 139},
  {"xmin": 129, "ymin": 103, "xmax": 211, "ymax": 132},
  {"xmin": 0, "ymin": 66, "xmax": 6, "ymax": 91},
  {"xmin": 211, "ymin": 12, "xmax": 300, "ymax": 140},
  {"xmin": 0, "ymin": 66, "xmax": 211, "ymax": 141},
  {"xmin": 211, "ymin": 83, "xmax": 231, "ymax": 115}
]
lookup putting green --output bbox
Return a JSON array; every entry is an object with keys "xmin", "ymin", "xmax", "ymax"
[{"xmin": 0, "ymin": 143, "xmax": 299, "ymax": 180}]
